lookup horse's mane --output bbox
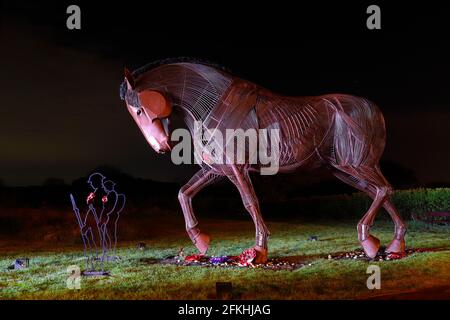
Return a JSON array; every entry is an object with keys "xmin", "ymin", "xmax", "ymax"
[
  {"xmin": 119, "ymin": 57, "xmax": 230, "ymax": 100},
  {"xmin": 132, "ymin": 57, "xmax": 230, "ymax": 77}
]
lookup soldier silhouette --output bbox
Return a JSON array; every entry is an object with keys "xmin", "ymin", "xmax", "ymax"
[
  {"xmin": 84, "ymin": 172, "xmax": 107, "ymax": 269},
  {"xmin": 70, "ymin": 172, "xmax": 126, "ymax": 273},
  {"xmin": 101, "ymin": 180, "xmax": 126, "ymax": 258}
]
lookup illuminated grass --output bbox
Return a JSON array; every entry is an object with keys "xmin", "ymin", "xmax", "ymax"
[{"xmin": 0, "ymin": 219, "xmax": 449, "ymax": 299}]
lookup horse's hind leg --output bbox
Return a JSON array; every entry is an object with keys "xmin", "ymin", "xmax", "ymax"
[
  {"xmin": 178, "ymin": 169, "xmax": 223, "ymax": 254},
  {"xmin": 332, "ymin": 168, "xmax": 407, "ymax": 255},
  {"xmin": 383, "ymin": 201, "xmax": 407, "ymax": 254},
  {"xmin": 331, "ymin": 165, "xmax": 392, "ymax": 258}
]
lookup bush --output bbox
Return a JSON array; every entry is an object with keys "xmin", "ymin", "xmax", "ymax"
[
  {"xmin": 275, "ymin": 188, "xmax": 450, "ymax": 219},
  {"xmin": 392, "ymin": 188, "xmax": 450, "ymax": 219}
]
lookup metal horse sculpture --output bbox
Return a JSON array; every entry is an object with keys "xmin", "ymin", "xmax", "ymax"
[{"xmin": 119, "ymin": 58, "xmax": 406, "ymax": 263}]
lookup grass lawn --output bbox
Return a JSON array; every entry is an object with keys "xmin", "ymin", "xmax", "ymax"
[{"xmin": 0, "ymin": 217, "xmax": 449, "ymax": 299}]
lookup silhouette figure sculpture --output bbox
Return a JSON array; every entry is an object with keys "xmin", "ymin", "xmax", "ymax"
[
  {"xmin": 100, "ymin": 180, "xmax": 126, "ymax": 259},
  {"xmin": 70, "ymin": 172, "xmax": 126, "ymax": 274}
]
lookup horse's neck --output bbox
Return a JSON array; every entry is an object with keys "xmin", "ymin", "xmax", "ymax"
[
  {"xmin": 158, "ymin": 64, "xmax": 233, "ymax": 131},
  {"xmin": 173, "ymin": 107, "xmax": 197, "ymax": 135}
]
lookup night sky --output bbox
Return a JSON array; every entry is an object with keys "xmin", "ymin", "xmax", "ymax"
[{"xmin": 1, "ymin": 2, "xmax": 449, "ymax": 186}]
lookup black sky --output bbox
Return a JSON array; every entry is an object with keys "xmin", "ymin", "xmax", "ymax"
[{"xmin": 1, "ymin": 1, "xmax": 449, "ymax": 186}]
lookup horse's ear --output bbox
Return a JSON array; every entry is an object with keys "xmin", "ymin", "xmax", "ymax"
[
  {"xmin": 124, "ymin": 67, "xmax": 135, "ymax": 89},
  {"xmin": 138, "ymin": 90, "xmax": 172, "ymax": 119}
]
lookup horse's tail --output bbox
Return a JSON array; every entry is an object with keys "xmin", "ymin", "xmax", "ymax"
[{"xmin": 328, "ymin": 94, "xmax": 386, "ymax": 168}]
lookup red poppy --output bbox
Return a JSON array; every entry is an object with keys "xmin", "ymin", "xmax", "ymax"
[{"xmin": 86, "ymin": 192, "xmax": 95, "ymax": 204}]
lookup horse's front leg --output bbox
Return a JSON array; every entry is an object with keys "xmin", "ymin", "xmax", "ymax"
[
  {"xmin": 228, "ymin": 166, "xmax": 270, "ymax": 263},
  {"xmin": 178, "ymin": 169, "xmax": 223, "ymax": 254}
]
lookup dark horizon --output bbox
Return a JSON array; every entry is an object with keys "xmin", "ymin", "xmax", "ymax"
[{"xmin": 1, "ymin": 2, "xmax": 449, "ymax": 187}]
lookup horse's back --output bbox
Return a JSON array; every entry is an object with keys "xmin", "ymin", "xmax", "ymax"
[
  {"xmin": 254, "ymin": 90, "xmax": 336, "ymax": 168},
  {"xmin": 253, "ymin": 89, "xmax": 386, "ymax": 170}
]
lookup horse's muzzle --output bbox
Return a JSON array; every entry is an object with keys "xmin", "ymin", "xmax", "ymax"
[{"xmin": 157, "ymin": 139, "xmax": 172, "ymax": 154}]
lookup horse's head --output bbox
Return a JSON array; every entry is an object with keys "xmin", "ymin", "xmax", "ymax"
[{"xmin": 121, "ymin": 68, "xmax": 173, "ymax": 154}]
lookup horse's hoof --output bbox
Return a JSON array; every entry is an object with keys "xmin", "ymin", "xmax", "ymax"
[
  {"xmin": 385, "ymin": 239, "xmax": 405, "ymax": 254},
  {"xmin": 361, "ymin": 235, "xmax": 380, "ymax": 259},
  {"xmin": 194, "ymin": 233, "xmax": 210, "ymax": 255},
  {"xmin": 253, "ymin": 246, "xmax": 268, "ymax": 264}
]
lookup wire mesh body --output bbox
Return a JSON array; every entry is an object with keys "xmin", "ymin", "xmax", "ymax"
[{"xmin": 122, "ymin": 59, "xmax": 407, "ymax": 261}]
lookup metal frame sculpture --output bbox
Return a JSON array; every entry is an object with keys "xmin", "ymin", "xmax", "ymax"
[
  {"xmin": 119, "ymin": 57, "xmax": 406, "ymax": 263},
  {"xmin": 70, "ymin": 173, "xmax": 126, "ymax": 274},
  {"xmin": 100, "ymin": 180, "xmax": 126, "ymax": 258}
]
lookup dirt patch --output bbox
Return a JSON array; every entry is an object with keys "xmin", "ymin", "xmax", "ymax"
[
  {"xmin": 327, "ymin": 247, "xmax": 450, "ymax": 262},
  {"xmin": 140, "ymin": 255, "xmax": 311, "ymax": 271}
]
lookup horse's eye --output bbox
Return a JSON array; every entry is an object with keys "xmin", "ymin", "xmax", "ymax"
[{"xmin": 137, "ymin": 109, "xmax": 142, "ymax": 116}]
